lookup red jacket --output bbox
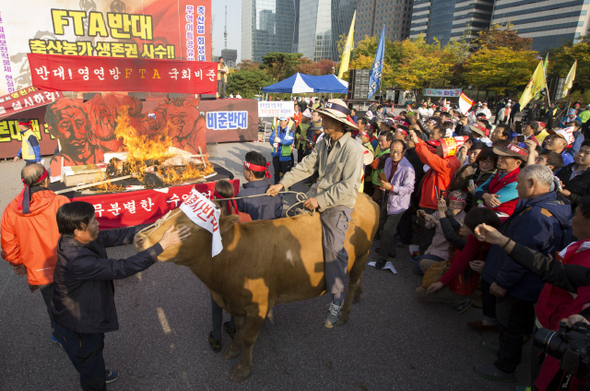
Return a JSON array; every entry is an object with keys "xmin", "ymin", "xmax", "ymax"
[
  {"xmin": 415, "ymin": 140, "xmax": 461, "ymax": 210},
  {"xmin": 1, "ymin": 189, "xmax": 70, "ymax": 285},
  {"xmin": 440, "ymin": 235, "xmax": 488, "ymax": 296}
]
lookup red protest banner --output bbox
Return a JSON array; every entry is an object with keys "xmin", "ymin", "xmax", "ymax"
[
  {"xmin": 71, "ymin": 180, "xmax": 239, "ymax": 229},
  {"xmin": 0, "ymin": 86, "xmax": 62, "ymax": 120},
  {"xmin": 28, "ymin": 54, "xmax": 217, "ymax": 95}
]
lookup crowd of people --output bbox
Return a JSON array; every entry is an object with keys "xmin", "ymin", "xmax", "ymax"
[
  {"xmin": 5, "ymin": 95, "xmax": 590, "ymax": 390},
  {"xmin": 268, "ymin": 97, "xmax": 590, "ymax": 390}
]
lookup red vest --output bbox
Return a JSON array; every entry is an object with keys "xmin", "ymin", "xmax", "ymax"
[{"xmin": 486, "ymin": 168, "xmax": 520, "ymax": 216}]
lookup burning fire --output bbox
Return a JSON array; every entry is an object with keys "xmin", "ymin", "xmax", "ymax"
[{"xmin": 91, "ymin": 107, "xmax": 214, "ymax": 191}]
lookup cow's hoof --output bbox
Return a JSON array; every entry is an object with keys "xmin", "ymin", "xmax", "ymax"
[
  {"xmin": 352, "ymin": 294, "xmax": 361, "ymax": 304},
  {"xmin": 223, "ymin": 347, "xmax": 241, "ymax": 360},
  {"xmin": 230, "ymin": 365, "xmax": 251, "ymax": 382}
]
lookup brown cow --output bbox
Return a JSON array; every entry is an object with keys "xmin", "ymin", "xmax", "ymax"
[{"xmin": 134, "ymin": 193, "xmax": 378, "ymax": 381}]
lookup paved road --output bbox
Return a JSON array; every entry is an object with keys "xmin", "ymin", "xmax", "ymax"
[{"xmin": 0, "ymin": 141, "xmax": 530, "ymax": 390}]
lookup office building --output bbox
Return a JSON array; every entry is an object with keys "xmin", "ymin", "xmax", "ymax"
[
  {"xmin": 355, "ymin": 0, "xmax": 414, "ymax": 47},
  {"xmin": 491, "ymin": 0, "xmax": 590, "ymax": 53},
  {"xmin": 242, "ymin": 0, "xmax": 298, "ymax": 62},
  {"xmin": 409, "ymin": 0, "xmax": 494, "ymax": 45},
  {"xmin": 220, "ymin": 49, "xmax": 238, "ymax": 67},
  {"xmin": 298, "ymin": 0, "xmax": 357, "ymax": 61}
]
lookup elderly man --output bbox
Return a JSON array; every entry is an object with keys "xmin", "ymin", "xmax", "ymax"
[
  {"xmin": 473, "ymin": 165, "xmax": 572, "ymax": 383},
  {"xmin": 375, "ymin": 140, "xmax": 415, "ymax": 268},
  {"xmin": 1, "ymin": 164, "xmax": 70, "ymax": 342},
  {"xmin": 266, "ymin": 99, "xmax": 362, "ymax": 328}
]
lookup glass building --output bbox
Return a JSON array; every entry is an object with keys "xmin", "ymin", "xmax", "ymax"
[
  {"xmin": 354, "ymin": 0, "xmax": 413, "ymax": 47},
  {"xmin": 491, "ymin": 0, "xmax": 590, "ymax": 53},
  {"xmin": 409, "ymin": 0, "xmax": 494, "ymax": 45},
  {"xmin": 241, "ymin": 0, "xmax": 299, "ymax": 62}
]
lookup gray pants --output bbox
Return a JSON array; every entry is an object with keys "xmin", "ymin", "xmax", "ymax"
[
  {"xmin": 217, "ymin": 79, "xmax": 226, "ymax": 99},
  {"xmin": 320, "ymin": 206, "xmax": 352, "ymax": 296},
  {"xmin": 378, "ymin": 210, "xmax": 404, "ymax": 259}
]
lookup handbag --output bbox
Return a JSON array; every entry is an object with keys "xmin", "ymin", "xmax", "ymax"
[{"xmin": 421, "ymin": 259, "xmax": 451, "ymax": 289}]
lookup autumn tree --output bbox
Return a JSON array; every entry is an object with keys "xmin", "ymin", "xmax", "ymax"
[
  {"xmin": 389, "ymin": 36, "xmax": 456, "ymax": 90},
  {"xmin": 292, "ymin": 58, "xmax": 337, "ymax": 75},
  {"xmin": 463, "ymin": 47, "xmax": 538, "ymax": 94},
  {"xmin": 235, "ymin": 59, "xmax": 263, "ymax": 71},
  {"xmin": 474, "ymin": 23, "xmax": 533, "ymax": 51}
]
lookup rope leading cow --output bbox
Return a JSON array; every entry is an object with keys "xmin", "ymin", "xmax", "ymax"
[{"xmin": 134, "ymin": 193, "xmax": 378, "ymax": 381}]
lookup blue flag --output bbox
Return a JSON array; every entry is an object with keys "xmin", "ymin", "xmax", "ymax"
[{"xmin": 368, "ymin": 26, "xmax": 385, "ymax": 99}]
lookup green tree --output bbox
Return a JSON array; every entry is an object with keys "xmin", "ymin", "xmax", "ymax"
[
  {"xmin": 548, "ymin": 37, "xmax": 590, "ymax": 95},
  {"xmin": 463, "ymin": 47, "xmax": 538, "ymax": 94},
  {"xmin": 261, "ymin": 52, "xmax": 303, "ymax": 81},
  {"xmin": 227, "ymin": 68, "xmax": 272, "ymax": 99}
]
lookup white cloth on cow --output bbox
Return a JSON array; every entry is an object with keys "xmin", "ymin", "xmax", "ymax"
[{"xmin": 180, "ymin": 189, "xmax": 223, "ymax": 257}]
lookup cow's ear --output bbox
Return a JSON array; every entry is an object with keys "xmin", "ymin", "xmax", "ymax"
[{"xmin": 219, "ymin": 215, "xmax": 240, "ymax": 234}]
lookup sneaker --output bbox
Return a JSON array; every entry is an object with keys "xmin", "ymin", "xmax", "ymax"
[
  {"xmin": 480, "ymin": 340, "xmax": 499, "ymax": 355},
  {"xmin": 223, "ymin": 322, "xmax": 236, "ymax": 340},
  {"xmin": 208, "ymin": 331, "xmax": 222, "ymax": 353},
  {"xmin": 51, "ymin": 333, "xmax": 62, "ymax": 346},
  {"xmin": 324, "ymin": 302, "xmax": 343, "ymax": 328},
  {"xmin": 467, "ymin": 320, "xmax": 499, "ymax": 332},
  {"xmin": 453, "ymin": 298, "xmax": 473, "ymax": 314},
  {"xmin": 374, "ymin": 258, "xmax": 387, "ymax": 269},
  {"xmin": 409, "ymin": 255, "xmax": 420, "ymax": 263},
  {"xmin": 473, "ymin": 363, "xmax": 515, "ymax": 383},
  {"xmin": 105, "ymin": 370, "xmax": 119, "ymax": 383}
]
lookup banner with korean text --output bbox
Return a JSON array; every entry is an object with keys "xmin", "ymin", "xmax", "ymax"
[
  {"xmin": 28, "ymin": 54, "xmax": 217, "ymax": 94},
  {"xmin": 424, "ymin": 89, "xmax": 462, "ymax": 98},
  {"xmin": 0, "ymin": 0, "xmax": 211, "ymax": 95},
  {"xmin": 0, "ymin": 86, "xmax": 62, "ymax": 120},
  {"xmin": 72, "ymin": 180, "xmax": 239, "ymax": 230},
  {"xmin": 258, "ymin": 101, "xmax": 296, "ymax": 118}
]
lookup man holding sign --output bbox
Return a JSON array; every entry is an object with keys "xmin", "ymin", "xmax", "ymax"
[{"xmin": 266, "ymin": 99, "xmax": 362, "ymax": 328}]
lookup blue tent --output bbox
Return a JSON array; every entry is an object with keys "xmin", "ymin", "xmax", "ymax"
[{"xmin": 262, "ymin": 73, "xmax": 348, "ymax": 94}]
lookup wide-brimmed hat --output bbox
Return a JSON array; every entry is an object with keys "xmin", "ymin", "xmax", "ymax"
[
  {"xmin": 493, "ymin": 144, "xmax": 528, "ymax": 161},
  {"xmin": 316, "ymin": 99, "xmax": 358, "ymax": 130},
  {"xmin": 470, "ymin": 123, "xmax": 489, "ymax": 137}
]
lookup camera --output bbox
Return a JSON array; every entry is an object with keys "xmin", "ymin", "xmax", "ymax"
[
  {"xmin": 515, "ymin": 120, "xmax": 523, "ymax": 134},
  {"xmin": 534, "ymin": 321, "xmax": 590, "ymax": 379},
  {"xmin": 305, "ymin": 139, "xmax": 316, "ymax": 148}
]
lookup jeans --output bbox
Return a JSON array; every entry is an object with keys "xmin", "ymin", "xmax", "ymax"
[
  {"xmin": 494, "ymin": 294, "xmax": 535, "ymax": 374},
  {"xmin": 52, "ymin": 321, "xmax": 107, "ymax": 391},
  {"xmin": 321, "ymin": 206, "xmax": 352, "ymax": 296}
]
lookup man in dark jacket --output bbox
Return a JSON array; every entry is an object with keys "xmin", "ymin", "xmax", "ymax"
[
  {"xmin": 51, "ymin": 201, "xmax": 190, "ymax": 391},
  {"xmin": 473, "ymin": 165, "xmax": 572, "ymax": 382},
  {"xmin": 557, "ymin": 141, "xmax": 590, "ymax": 211},
  {"xmin": 237, "ymin": 151, "xmax": 283, "ymax": 220}
]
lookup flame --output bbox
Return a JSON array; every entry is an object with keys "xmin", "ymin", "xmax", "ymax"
[{"xmin": 90, "ymin": 106, "xmax": 214, "ymax": 192}]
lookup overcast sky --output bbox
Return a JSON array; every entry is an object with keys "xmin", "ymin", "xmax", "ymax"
[{"xmin": 211, "ymin": 1, "xmax": 242, "ymax": 62}]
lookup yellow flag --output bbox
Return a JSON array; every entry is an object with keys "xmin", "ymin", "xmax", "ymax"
[
  {"xmin": 519, "ymin": 61, "xmax": 546, "ymax": 109},
  {"xmin": 338, "ymin": 11, "xmax": 356, "ymax": 79},
  {"xmin": 562, "ymin": 60, "xmax": 577, "ymax": 98}
]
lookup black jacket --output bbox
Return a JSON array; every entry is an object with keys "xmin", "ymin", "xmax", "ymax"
[
  {"xmin": 52, "ymin": 227, "xmax": 162, "ymax": 334},
  {"xmin": 237, "ymin": 180, "xmax": 282, "ymax": 220},
  {"xmin": 556, "ymin": 163, "xmax": 590, "ymax": 208}
]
